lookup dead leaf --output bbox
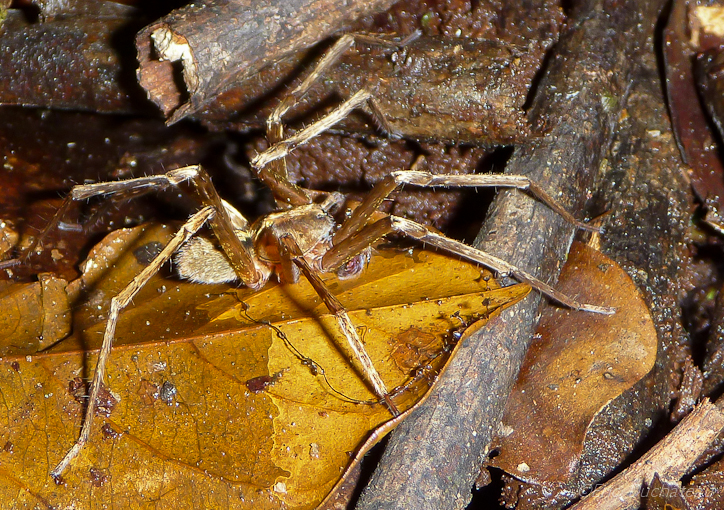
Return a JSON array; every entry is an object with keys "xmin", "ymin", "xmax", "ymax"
[
  {"xmin": 318, "ymin": 300, "xmax": 527, "ymax": 508},
  {"xmin": 0, "ymin": 223, "xmax": 529, "ymax": 509},
  {"xmin": 0, "ymin": 219, "xmax": 18, "ymax": 258},
  {"xmin": 491, "ymin": 241, "xmax": 657, "ymax": 485},
  {"xmin": 0, "ymin": 273, "xmax": 70, "ymax": 355}
]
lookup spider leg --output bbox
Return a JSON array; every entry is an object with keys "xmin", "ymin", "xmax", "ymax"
[
  {"xmin": 323, "ymin": 214, "xmax": 614, "ymax": 315},
  {"xmin": 29, "ymin": 165, "xmax": 269, "ymax": 290},
  {"xmin": 271, "ymin": 31, "xmax": 420, "ymax": 126},
  {"xmin": 253, "ymin": 88, "xmax": 373, "ymax": 174},
  {"xmin": 51, "ymin": 206, "xmax": 217, "ymax": 478},
  {"xmin": 277, "ymin": 234, "xmax": 400, "ymax": 417},
  {"xmin": 27, "ymin": 183, "xmax": 171, "ymax": 260},
  {"xmin": 255, "ymin": 35, "xmax": 358, "ymax": 207},
  {"xmin": 333, "ymin": 170, "xmax": 601, "ymax": 247},
  {"xmin": 254, "ymin": 31, "xmax": 420, "ymax": 206}
]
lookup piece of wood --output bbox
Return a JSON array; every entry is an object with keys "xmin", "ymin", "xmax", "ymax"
[
  {"xmin": 664, "ymin": 0, "xmax": 724, "ymax": 231},
  {"xmin": 0, "ymin": 7, "xmax": 142, "ymax": 113},
  {"xmin": 355, "ymin": 0, "xmax": 668, "ymax": 508},
  {"xmin": 0, "ymin": 10, "xmax": 543, "ymax": 146},
  {"xmin": 196, "ymin": 36, "xmax": 547, "ymax": 146},
  {"xmin": 135, "ymin": 0, "xmax": 396, "ymax": 124},
  {"xmin": 495, "ymin": 54, "xmax": 693, "ymax": 505},
  {"xmin": 1, "ymin": 1, "xmax": 554, "ymax": 147},
  {"xmin": 570, "ymin": 400, "xmax": 724, "ymax": 510},
  {"xmin": 519, "ymin": 16, "xmax": 694, "ymax": 507}
]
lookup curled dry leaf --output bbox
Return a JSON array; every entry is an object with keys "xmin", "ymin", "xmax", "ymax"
[
  {"xmin": 665, "ymin": 0, "xmax": 724, "ymax": 231},
  {"xmin": 0, "ymin": 219, "xmax": 18, "ymax": 258},
  {"xmin": 0, "ymin": 223, "xmax": 529, "ymax": 509},
  {"xmin": 0, "ymin": 273, "xmax": 70, "ymax": 356},
  {"xmin": 491, "ymin": 241, "xmax": 657, "ymax": 485}
]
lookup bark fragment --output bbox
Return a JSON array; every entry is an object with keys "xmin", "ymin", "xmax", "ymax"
[
  {"xmin": 199, "ymin": 36, "xmax": 546, "ymax": 146},
  {"xmin": 569, "ymin": 400, "xmax": 724, "ymax": 510},
  {"xmin": 497, "ymin": 9, "xmax": 693, "ymax": 508},
  {"xmin": 0, "ymin": 6, "xmax": 143, "ymax": 113}
]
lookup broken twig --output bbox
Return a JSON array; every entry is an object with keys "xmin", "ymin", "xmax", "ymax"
[
  {"xmin": 570, "ymin": 399, "xmax": 724, "ymax": 510},
  {"xmin": 135, "ymin": 0, "xmax": 396, "ymax": 123}
]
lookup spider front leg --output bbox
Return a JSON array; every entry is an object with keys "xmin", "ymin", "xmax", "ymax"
[
  {"xmin": 29, "ymin": 166, "xmax": 268, "ymax": 289},
  {"xmin": 318, "ymin": 170, "xmax": 615, "ymax": 315},
  {"xmin": 45, "ymin": 166, "xmax": 272, "ymax": 477},
  {"xmin": 252, "ymin": 31, "xmax": 419, "ymax": 207},
  {"xmin": 337, "ymin": 215, "xmax": 612, "ymax": 314},
  {"xmin": 332, "ymin": 170, "xmax": 601, "ymax": 246},
  {"xmin": 51, "ymin": 206, "xmax": 216, "ymax": 478}
]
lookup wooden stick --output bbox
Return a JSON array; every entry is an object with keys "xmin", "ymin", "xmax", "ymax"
[
  {"xmin": 2, "ymin": 7, "xmax": 543, "ymax": 146},
  {"xmin": 199, "ymin": 36, "xmax": 541, "ymax": 146},
  {"xmin": 570, "ymin": 399, "xmax": 724, "ymax": 510},
  {"xmin": 0, "ymin": 8, "xmax": 140, "ymax": 113},
  {"xmin": 135, "ymin": 0, "xmax": 396, "ymax": 123},
  {"xmin": 355, "ymin": 0, "xmax": 668, "ymax": 508}
]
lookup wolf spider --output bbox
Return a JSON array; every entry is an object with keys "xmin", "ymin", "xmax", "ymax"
[{"xmin": 35, "ymin": 34, "xmax": 612, "ymax": 477}]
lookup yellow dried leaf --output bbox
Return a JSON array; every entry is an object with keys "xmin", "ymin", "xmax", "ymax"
[
  {"xmin": 0, "ymin": 224, "xmax": 529, "ymax": 508},
  {"xmin": 0, "ymin": 273, "xmax": 70, "ymax": 355}
]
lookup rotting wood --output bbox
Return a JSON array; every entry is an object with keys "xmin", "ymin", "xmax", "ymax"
[
  {"xmin": 2, "ymin": 3, "xmax": 551, "ymax": 146},
  {"xmin": 703, "ymin": 280, "xmax": 724, "ymax": 395},
  {"xmin": 557, "ymin": 37, "xmax": 694, "ymax": 508},
  {"xmin": 496, "ymin": 18, "xmax": 695, "ymax": 508},
  {"xmin": 664, "ymin": 0, "xmax": 724, "ymax": 231},
  {"xmin": 0, "ymin": 7, "xmax": 142, "ymax": 113},
  {"xmin": 194, "ymin": 36, "xmax": 547, "ymax": 146}
]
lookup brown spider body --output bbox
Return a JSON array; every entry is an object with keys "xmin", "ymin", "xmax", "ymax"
[
  {"xmin": 174, "ymin": 192, "xmax": 355, "ymax": 287},
  {"xmin": 252, "ymin": 199, "xmax": 339, "ymax": 277}
]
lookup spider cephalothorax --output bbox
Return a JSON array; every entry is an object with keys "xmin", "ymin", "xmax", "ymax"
[{"xmin": 175, "ymin": 193, "xmax": 349, "ymax": 286}]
